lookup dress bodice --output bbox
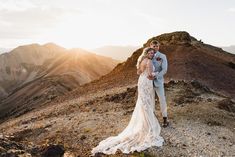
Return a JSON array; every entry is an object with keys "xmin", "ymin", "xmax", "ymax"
[{"xmin": 139, "ymin": 64, "xmax": 155, "ymax": 77}]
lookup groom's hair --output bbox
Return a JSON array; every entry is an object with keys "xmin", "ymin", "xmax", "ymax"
[{"xmin": 150, "ymin": 40, "xmax": 160, "ymax": 46}]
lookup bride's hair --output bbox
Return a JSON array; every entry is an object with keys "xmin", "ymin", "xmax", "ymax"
[{"xmin": 136, "ymin": 47, "xmax": 155, "ymax": 70}]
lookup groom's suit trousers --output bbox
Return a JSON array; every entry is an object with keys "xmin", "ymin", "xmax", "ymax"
[{"xmin": 154, "ymin": 83, "xmax": 167, "ymax": 117}]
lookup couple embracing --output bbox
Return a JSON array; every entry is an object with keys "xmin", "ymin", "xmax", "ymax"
[{"xmin": 91, "ymin": 40, "xmax": 169, "ymax": 156}]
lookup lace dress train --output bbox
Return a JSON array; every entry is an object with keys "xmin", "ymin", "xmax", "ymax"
[{"xmin": 91, "ymin": 69, "xmax": 164, "ymax": 156}]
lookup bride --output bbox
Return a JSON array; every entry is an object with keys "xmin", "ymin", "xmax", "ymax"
[{"xmin": 91, "ymin": 47, "xmax": 164, "ymax": 156}]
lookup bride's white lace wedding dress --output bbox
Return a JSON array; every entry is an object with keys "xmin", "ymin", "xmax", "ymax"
[{"xmin": 91, "ymin": 64, "xmax": 164, "ymax": 156}]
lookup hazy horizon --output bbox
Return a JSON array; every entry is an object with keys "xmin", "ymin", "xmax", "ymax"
[
  {"xmin": 1, "ymin": 43, "xmax": 235, "ymax": 55},
  {"xmin": 0, "ymin": 43, "xmax": 141, "ymax": 53}
]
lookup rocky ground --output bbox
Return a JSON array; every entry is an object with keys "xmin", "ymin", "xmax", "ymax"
[
  {"xmin": 0, "ymin": 134, "xmax": 66, "ymax": 157},
  {"xmin": 0, "ymin": 80, "xmax": 234, "ymax": 157}
]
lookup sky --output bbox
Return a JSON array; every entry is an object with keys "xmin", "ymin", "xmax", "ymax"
[{"xmin": 0, "ymin": 0, "xmax": 234, "ymax": 50}]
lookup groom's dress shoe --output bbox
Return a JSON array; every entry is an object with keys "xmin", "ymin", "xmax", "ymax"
[{"xmin": 163, "ymin": 117, "xmax": 169, "ymax": 128}]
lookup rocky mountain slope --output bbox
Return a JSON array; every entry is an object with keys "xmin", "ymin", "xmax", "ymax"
[
  {"xmin": 0, "ymin": 80, "xmax": 234, "ymax": 156},
  {"xmin": 0, "ymin": 43, "xmax": 65, "ymax": 99}
]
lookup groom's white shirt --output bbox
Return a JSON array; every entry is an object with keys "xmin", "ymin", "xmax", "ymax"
[{"xmin": 152, "ymin": 51, "xmax": 168, "ymax": 87}]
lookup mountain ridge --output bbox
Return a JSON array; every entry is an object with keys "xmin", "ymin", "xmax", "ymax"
[{"xmin": 0, "ymin": 43, "xmax": 119, "ymax": 122}]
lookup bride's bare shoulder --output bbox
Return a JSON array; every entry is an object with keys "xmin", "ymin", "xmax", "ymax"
[
  {"xmin": 139, "ymin": 58, "xmax": 147, "ymax": 67},
  {"xmin": 141, "ymin": 58, "xmax": 149, "ymax": 64},
  {"xmin": 141, "ymin": 58, "xmax": 152, "ymax": 66},
  {"xmin": 143, "ymin": 58, "xmax": 152, "ymax": 64}
]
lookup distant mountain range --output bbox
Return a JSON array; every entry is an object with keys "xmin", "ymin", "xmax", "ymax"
[
  {"xmin": 92, "ymin": 45, "xmax": 139, "ymax": 61},
  {"xmin": 0, "ymin": 43, "xmax": 118, "ymax": 121},
  {"xmin": 2, "ymin": 44, "xmax": 234, "ymax": 60},
  {"xmin": 221, "ymin": 45, "xmax": 235, "ymax": 54}
]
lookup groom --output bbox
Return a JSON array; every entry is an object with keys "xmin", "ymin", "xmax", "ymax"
[{"xmin": 148, "ymin": 40, "xmax": 169, "ymax": 127}]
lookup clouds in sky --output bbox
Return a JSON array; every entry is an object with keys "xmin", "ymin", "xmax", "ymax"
[
  {"xmin": 0, "ymin": 0, "xmax": 80, "ymax": 38},
  {"xmin": 0, "ymin": 0, "xmax": 234, "ymax": 49},
  {"xmin": 227, "ymin": 7, "xmax": 235, "ymax": 12}
]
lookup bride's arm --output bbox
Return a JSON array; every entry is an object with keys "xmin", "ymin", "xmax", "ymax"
[
  {"xmin": 147, "ymin": 59, "xmax": 154, "ymax": 77},
  {"xmin": 137, "ymin": 68, "xmax": 141, "ymax": 75}
]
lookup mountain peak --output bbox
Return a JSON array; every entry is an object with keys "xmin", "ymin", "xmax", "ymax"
[
  {"xmin": 16, "ymin": 43, "xmax": 40, "ymax": 49},
  {"xmin": 43, "ymin": 42, "xmax": 65, "ymax": 50},
  {"xmin": 9, "ymin": 43, "xmax": 65, "ymax": 53},
  {"xmin": 144, "ymin": 31, "xmax": 198, "ymax": 46}
]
